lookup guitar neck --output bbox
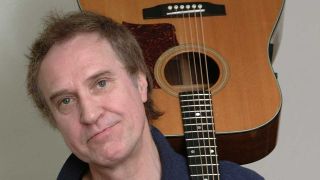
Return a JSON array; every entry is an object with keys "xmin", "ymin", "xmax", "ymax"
[{"xmin": 179, "ymin": 90, "xmax": 220, "ymax": 179}]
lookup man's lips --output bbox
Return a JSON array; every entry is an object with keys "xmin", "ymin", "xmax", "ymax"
[{"xmin": 87, "ymin": 122, "xmax": 118, "ymax": 143}]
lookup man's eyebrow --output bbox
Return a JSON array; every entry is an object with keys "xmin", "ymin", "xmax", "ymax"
[
  {"xmin": 85, "ymin": 70, "xmax": 113, "ymax": 84},
  {"xmin": 48, "ymin": 70, "xmax": 113, "ymax": 102},
  {"xmin": 49, "ymin": 89, "xmax": 74, "ymax": 102}
]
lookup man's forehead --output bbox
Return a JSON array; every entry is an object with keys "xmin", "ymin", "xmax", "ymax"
[
  {"xmin": 42, "ymin": 32, "xmax": 120, "ymax": 67},
  {"xmin": 37, "ymin": 32, "xmax": 125, "ymax": 95}
]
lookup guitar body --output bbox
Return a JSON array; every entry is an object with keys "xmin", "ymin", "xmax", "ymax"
[{"xmin": 79, "ymin": 0, "xmax": 284, "ymax": 164}]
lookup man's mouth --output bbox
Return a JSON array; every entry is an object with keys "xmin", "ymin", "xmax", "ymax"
[{"xmin": 87, "ymin": 122, "xmax": 119, "ymax": 143}]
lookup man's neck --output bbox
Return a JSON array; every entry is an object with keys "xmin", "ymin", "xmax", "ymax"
[{"xmin": 85, "ymin": 124, "xmax": 161, "ymax": 180}]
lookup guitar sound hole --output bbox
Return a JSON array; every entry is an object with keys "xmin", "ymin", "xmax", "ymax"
[{"xmin": 164, "ymin": 52, "xmax": 220, "ymax": 90}]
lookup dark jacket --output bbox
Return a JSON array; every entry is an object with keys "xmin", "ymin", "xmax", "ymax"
[{"xmin": 58, "ymin": 127, "xmax": 263, "ymax": 180}]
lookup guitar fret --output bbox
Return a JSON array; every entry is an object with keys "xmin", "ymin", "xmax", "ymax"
[
  {"xmin": 186, "ymin": 137, "xmax": 216, "ymax": 141},
  {"xmin": 189, "ymin": 166, "xmax": 220, "ymax": 176},
  {"xmin": 188, "ymin": 154, "xmax": 215, "ymax": 157},
  {"xmin": 187, "ymin": 146, "xmax": 217, "ymax": 149},
  {"xmin": 185, "ymin": 132, "xmax": 216, "ymax": 139},
  {"xmin": 180, "ymin": 101, "xmax": 212, "ymax": 106},
  {"xmin": 179, "ymin": 90, "xmax": 220, "ymax": 179},
  {"xmin": 180, "ymin": 98, "xmax": 211, "ymax": 102},
  {"xmin": 181, "ymin": 104, "xmax": 212, "ymax": 108},
  {"xmin": 184, "ymin": 123, "xmax": 212, "ymax": 126},
  {"xmin": 180, "ymin": 93, "xmax": 211, "ymax": 96},
  {"xmin": 182, "ymin": 110, "xmax": 212, "ymax": 113},
  {"xmin": 186, "ymin": 140, "xmax": 217, "ymax": 148},
  {"xmin": 190, "ymin": 173, "xmax": 220, "ymax": 177},
  {"xmin": 183, "ymin": 119, "xmax": 213, "ymax": 125},
  {"xmin": 189, "ymin": 164, "xmax": 219, "ymax": 167},
  {"xmin": 180, "ymin": 93, "xmax": 210, "ymax": 97},
  {"xmin": 188, "ymin": 152, "xmax": 218, "ymax": 164},
  {"xmin": 184, "ymin": 124, "xmax": 214, "ymax": 132},
  {"xmin": 184, "ymin": 116, "xmax": 213, "ymax": 119},
  {"xmin": 183, "ymin": 116, "xmax": 213, "ymax": 120},
  {"xmin": 183, "ymin": 115, "xmax": 213, "ymax": 118},
  {"xmin": 185, "ymin": 130, "xmax": 213, "ymax": 133},
  {"xmin": 188, "ymin": 148, "xmax": 217, "ymax": 153},
  {"xmin": 188, "ymin": 154, "xmax": 219, "ymax": 162}
]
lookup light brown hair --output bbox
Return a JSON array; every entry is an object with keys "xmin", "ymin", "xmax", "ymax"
[{"xmin": 26, "ymin": 11, "xmax": 161, "ymax": 127}]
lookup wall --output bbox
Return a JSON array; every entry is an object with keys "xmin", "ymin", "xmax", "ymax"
[
  {"xmin": 0, "ymin": 0, "xmax": 319, "ymax": 179},
  {"xmin": 0, "ymin": 1, "xmax": 77, "ymax": 179}
]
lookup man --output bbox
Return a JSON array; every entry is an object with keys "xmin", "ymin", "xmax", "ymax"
[{"xmin": 26, "ymin": 11, "xmax": 263, "ymax": 180}]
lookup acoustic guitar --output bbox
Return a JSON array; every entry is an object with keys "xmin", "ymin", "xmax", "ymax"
[{"xmin": 78, "ymin": 1, "xmax": 284, "ymax": 171}]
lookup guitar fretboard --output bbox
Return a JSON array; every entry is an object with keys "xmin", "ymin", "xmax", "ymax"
[{"xmin": 179, "ymin": 90, "xmax": 220, "ymax": 180}]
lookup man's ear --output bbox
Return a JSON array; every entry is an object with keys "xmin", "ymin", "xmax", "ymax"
[{"xmin": 137, "ymin": 72, "xmax": 148, "ymax": 103}]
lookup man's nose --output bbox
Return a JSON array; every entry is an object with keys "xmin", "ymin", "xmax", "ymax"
[{"xmin": 79, "ymin": 95, "xmax": 102, "ymax": 125}]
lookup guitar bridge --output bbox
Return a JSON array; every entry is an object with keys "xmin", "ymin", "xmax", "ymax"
[{"xmin": 143, "ymin": 2, "xmax": 226, "ymax": 19}]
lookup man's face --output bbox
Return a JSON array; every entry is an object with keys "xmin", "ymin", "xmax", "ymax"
[{"xmin": 38, "ymin": 32, "xmax": 149, "ymax": 166}]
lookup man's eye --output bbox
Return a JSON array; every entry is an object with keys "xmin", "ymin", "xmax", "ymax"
[
  {"xmin": 97, "ymin": 79, "xmax": 107, "ymax": 88},
  {"xmin": 56, "ymin": 97, "xmax": 76, "ymax": 114},
  {"xmin": 61, "ymin": 98, "xmax": 71, "ymax": 105}
]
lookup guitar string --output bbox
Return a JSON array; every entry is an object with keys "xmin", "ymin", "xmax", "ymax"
[
  {"xmin": 193, "ymin": 8, "xmax": 210, "ymax": 179},
  {"xmin": 177, "ymin": 2, "xmax": 211, "ymax": 178},
  {"xmin": 189, "ymin": 4, "xmax": 220, "ymax": 179},
  {"xmin": 199, "ymin": 10, "xmax": 220, "ymax": 179},
  {"xmin": 172, "ymin": 6, "xmax": 183, "ymax": 93},
  {"xmin": 182, "ymin": 8, "xmax": 202, "ymax": 177},
  {"xmin": 175, "ymin": 3, "xmax": 198, "ymax": 174},
  {"xmin": 187, "ymin": 16, "xmax": 199, "ymax": 179},
  {"xmin": 187, "ymin": 7, "xmax": 208, "ymax": 179},
  {"xmin": 182, "ymin": 10, "xmax": 199, "ymax": 178},
  {"xmin": 197, "ymin": 7, "xmax": 219, "ymax": 179},
  {"xmin": 186, "ymin": 8, "xmax": 205, "ymax": 178},
  {"xmin": 196, "ymin": 9, "xmax": 213, "ymax": 179},
  {"xmin": 170, "ymin": 2, "xmax": 201, "ymax": 178},
  {"xmin": 179, "ymin": 7, "xmax": 200, "ymax": 178},
  {"xmin": 170, "ymin": 3, "xmax": 217, "ymax": 178}
]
